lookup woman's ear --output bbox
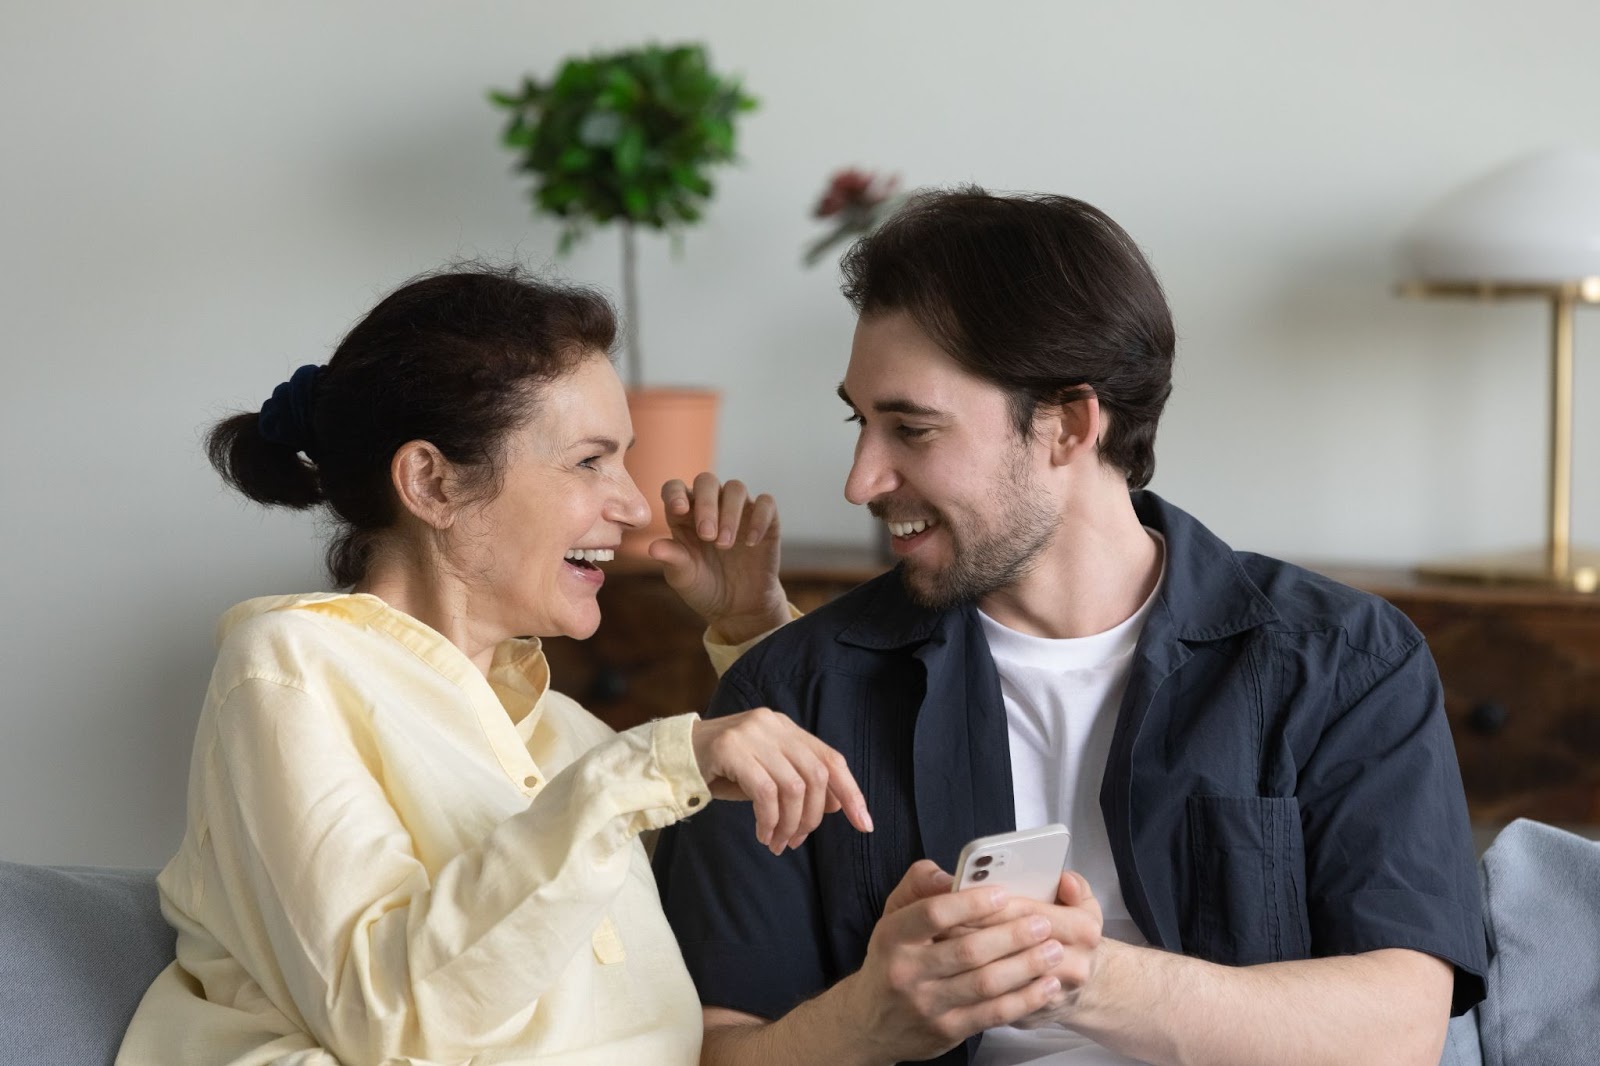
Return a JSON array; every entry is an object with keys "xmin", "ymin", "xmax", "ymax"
[
  {"xmin": 1044, "ymin": 388, "xmax": 1103, "ymax": 467},
  {"xmin": 390, "ymin": 440, "xmax": 458, "ymax": 530}
]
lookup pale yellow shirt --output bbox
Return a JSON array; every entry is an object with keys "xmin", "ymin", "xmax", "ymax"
[{"xmin": 118, "ymin": 592, "xmax": 712, "ymax": 1066}]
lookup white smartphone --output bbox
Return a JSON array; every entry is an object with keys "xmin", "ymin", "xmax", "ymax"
[{"xmin": 951, "ymin": 824, "xmax": 1072, "ymax": 903}]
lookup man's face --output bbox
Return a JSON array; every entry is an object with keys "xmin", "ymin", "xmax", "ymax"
[{"xmin": 840, "ymin": 311, "xmax": 1060, "ymax": 609}]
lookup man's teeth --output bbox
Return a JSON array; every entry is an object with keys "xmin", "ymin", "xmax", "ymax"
[
  {"xmin": 563, "ymin": 549, "xmax": 615, "ymax": 563},
  {"xmin": 886, "ymin": 519, "xmax": 935, "ymax": 538}
]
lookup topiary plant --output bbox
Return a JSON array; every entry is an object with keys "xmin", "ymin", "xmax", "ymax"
[{"xmin": 491, "ymin": 44, "xmax": 757, "ymax": 389}]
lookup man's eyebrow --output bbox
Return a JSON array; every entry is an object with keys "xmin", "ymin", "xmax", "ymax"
[{"xmin": 835, "ymin": 384, "xmax": 945, "ymax": 418}]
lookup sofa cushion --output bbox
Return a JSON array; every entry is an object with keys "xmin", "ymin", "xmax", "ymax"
[
  {"xmin": 0, "ymin": 861, "xmax": 175, "ymax": 1066},
  {"xmin": 1472, "ymin": 819, "xmax": 1600, "ymax": 1066}
]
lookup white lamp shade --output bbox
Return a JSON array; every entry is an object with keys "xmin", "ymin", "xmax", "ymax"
[{"xmin": 1401, "ymin": 148, "xmax": 1600, "ymax": 283}]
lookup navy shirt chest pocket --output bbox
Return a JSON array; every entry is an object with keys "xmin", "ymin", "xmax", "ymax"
[{"xmin": 1182, "ymin": 794, "xmax": 1311, "ymax": 965}]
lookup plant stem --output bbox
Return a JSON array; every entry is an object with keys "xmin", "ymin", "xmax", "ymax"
[{"xmin": 621, "ymin": 221, "xmax": 642, "ymax": 390}]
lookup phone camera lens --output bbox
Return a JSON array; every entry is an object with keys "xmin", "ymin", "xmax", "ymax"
[
  {"xmin": 972, "ymin": 869, "xmax": 989, "ymax": 881},
  {"xmin": 974, "ymin": 855, "xmax": 994, "ymax": 867}
]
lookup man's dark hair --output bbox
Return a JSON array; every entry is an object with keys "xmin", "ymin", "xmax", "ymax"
[
  {"xmin": 840, "ymin": 187, "xmax": 1175, "ymax": 488},
  {"xmin": 207, "ymin": 264, "xmax": 615, "ymax": 586}
]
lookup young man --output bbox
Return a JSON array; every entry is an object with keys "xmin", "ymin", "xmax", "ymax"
[{"xmin": 653, "ymin": 189, "xmax": 1485, "ymax": 1066}]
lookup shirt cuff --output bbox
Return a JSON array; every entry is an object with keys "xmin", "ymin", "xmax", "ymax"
[
  {"xmin": 651, "ymin": 712, "xmax": 712, "ymax": 819},
  {"xmin": 703, "ymin": 603, "xmax": 803, "ymax": 677}
]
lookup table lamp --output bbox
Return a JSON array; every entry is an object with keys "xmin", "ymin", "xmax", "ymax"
[{"xmin": 1398, "ymin": 147, "xmax": 1600, "ymax": 593}]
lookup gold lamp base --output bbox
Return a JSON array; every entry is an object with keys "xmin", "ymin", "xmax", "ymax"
[
  {"xmin": 1398, "ymin": 279, "xmax": 1599, "ymax": 597},
  {"xmin": 1416, "ymin": 547, "xmax": 1600, "ymax": 594}
]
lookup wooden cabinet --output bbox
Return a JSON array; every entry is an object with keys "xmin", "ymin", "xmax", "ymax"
[{"xmin": 542, "ymin": 549, "xmax": 1600, "ymax": 824}]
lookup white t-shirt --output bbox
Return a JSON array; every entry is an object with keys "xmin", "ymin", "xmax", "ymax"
[{"xmin": 972, "ymin": 534, "xmax": 1165, "ymax": 1066}]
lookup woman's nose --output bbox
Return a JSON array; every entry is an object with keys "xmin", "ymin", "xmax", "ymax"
[{"xmin": 612, "ymin": 472, "xmax": 652, "ymax": 529}]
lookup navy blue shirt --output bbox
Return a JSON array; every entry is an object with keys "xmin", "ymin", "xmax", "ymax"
[{"xmin": 654, "ymin": 493, "xmax": 1487, "ymax": 1062}]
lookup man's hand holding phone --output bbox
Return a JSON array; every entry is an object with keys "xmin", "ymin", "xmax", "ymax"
[
  {"xmin": 835, "ymin": 826, "xmax": 1105, "ymax": 1062},
  {"xmin": 834, "ymin": 860, "xmax": 1066, "ymax": 1062},
  {"xmin": 998, "ymin": 867, "xmax": 1106, "ymax": 1031},
  {"xmin": 946, "ymin": 824, "xmax": 1105, "ymax": 1027},
  {"xmin": 945, "ymin": 827, "xmax": 1105, "ymax": 1032}
]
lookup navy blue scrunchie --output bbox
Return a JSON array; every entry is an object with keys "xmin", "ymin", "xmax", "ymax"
[{"xmin": 258, "ymin": 363, "xmax": 324, "ymax": 459}]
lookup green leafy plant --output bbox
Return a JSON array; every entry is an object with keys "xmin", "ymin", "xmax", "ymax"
[{"xmin": 491, "ymin": 44, "xmax": 757, "ymax": 389}]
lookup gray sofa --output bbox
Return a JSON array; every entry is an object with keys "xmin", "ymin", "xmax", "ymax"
[
  {"xmin": 1440, "ymin": 819, "xmax": 1600, "ymax": 1066},
  {"xmin": 2, "ymin": 820, "xmax": 1595, "ymax": 1066},
  {"xmin": 0, "ymin": 862, "xmax": 173, "ymax": 1066}
]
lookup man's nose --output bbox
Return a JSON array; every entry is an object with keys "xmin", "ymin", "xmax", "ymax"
[{"xmin": 844, "ymin": 435, "xmax": 897, "ymax": 506}]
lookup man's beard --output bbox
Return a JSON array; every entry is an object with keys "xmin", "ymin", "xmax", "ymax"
[{"xmin": 872, "ymin": 448, "xmax": 1059, "ymax": 611}]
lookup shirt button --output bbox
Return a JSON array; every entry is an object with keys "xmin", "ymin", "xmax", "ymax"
[
  {"xmin": 523, "ymin": 775, "xmax": 540, "ymax": 789},
  {"xmin": 687, "ymin": 796, "xmax": 702, "ymax": 808}
]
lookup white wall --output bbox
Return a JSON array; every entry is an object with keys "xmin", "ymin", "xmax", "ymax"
[{"xmin": 4, "ymin": 0, "xmax": 1597, "ymax": 865}]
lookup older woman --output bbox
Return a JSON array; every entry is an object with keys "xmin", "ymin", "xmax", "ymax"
[{"xmin": 116, "ymin": 268, "xmax": 868, "ymax": 1066}]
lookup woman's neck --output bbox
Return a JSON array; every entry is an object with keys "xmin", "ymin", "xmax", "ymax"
[{"xmin": 356, "ymin": 551, "xmax": 501, "ymax": 676}]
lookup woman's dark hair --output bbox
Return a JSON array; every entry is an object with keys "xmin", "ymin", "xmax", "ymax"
[
  {"xmin": 840, "ymin": 187, "xmax": 1175, "ymax": 488},
  {"xmin": 207, "ymin": 265, "xmax": 616, "ymax": 586}
]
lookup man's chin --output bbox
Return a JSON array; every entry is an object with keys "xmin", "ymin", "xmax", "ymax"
[{"xmin": 898, "ymin": 561, "xmax": 971, "ymax": 612}]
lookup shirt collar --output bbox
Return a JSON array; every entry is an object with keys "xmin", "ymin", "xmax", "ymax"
[
  {"xmin": 1130, "ymin": 491, "xmax": 1279, "ymax": 642},
  {"xmin": 260, "ymin": 592, "xmax": 552, "ymax": 724},
  {"xmin": 491, "ymin": 638, "xmax": 552, "ymax": 736}
]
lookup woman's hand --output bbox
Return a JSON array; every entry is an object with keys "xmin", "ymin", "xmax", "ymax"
[
  {"xmin": 690, "ymin": 708, "xmax": 873, "ymax": 854},
  {"xmin": 648, "ymin": 472, "xmax": 789, "ymax": 646}
]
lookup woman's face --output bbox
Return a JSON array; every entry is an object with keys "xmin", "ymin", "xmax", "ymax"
[{"xmin": 451, "ymin": 353, "xmax": 649, "ymax": 641}]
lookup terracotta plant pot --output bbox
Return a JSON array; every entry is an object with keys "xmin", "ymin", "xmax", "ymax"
[{"xmin": 621, "ymin": 387, "xmax": 720, "ymax": 557}]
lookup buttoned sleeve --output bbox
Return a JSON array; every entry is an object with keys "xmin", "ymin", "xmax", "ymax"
[
  {"xmin": 206, "ymin": 676, "xmax": 709, "ymax": 1064},
  {"xmin": 1293, "ymin": 637, "xmax": 1487, "ymax": 1013},
  {"xmin": 703, "ymin": 603, "xmax": 803, "ymax": 678}
]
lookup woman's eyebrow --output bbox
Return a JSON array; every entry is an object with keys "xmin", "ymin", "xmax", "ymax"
[{"xmin": 570, "ymin": 436, "xmax": 624, "ymax": 454}]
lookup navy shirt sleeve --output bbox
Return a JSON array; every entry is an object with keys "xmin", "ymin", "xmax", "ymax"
[
  {"xmin": 652, "ymin": 668, "xmax": 835, "ymax": 1021},
  {"xmin": 1294, "ymin": 635, "xmax": 1487, "ymax": 1014}
]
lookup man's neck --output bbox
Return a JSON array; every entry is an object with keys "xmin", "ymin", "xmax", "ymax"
[{"xmin": 977, "ymin": 489, "xmax": 1161, "ymax": 640}]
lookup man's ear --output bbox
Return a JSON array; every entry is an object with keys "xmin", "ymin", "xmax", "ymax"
[
  {"xmin": 390, "ymin": 440, "xmax": 458, "ymax": 530},
  {"xmin": 1044, "ymin": 388, "xmax": 1103, "ymax": 467}
]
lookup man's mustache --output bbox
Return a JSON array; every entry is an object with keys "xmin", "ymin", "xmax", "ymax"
[{"xmin": 867, "ymin": 498, "xmax": 942, "ymax": 524}]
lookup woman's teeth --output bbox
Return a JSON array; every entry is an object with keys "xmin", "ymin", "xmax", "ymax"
[
  {"xmin": 563, "ymin": 549, "xmax": 615, "ymax": 563},
  {"xmin": 887, "ymin": 519, "xmax": 935, "ymax": 538}
]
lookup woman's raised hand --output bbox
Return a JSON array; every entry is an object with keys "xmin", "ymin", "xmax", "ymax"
[
  {"xmin": 648, "ymin": 473, "xmax": 789, "ymax": 646},
  {"xmin": 690, "ymin": 708, "xmax": 874, "ymax": 854}
]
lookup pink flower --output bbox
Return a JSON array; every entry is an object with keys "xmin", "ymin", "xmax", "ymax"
[{"xmin": 813, "ymin": 168, "xmax": 901, "ymax": 219}]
